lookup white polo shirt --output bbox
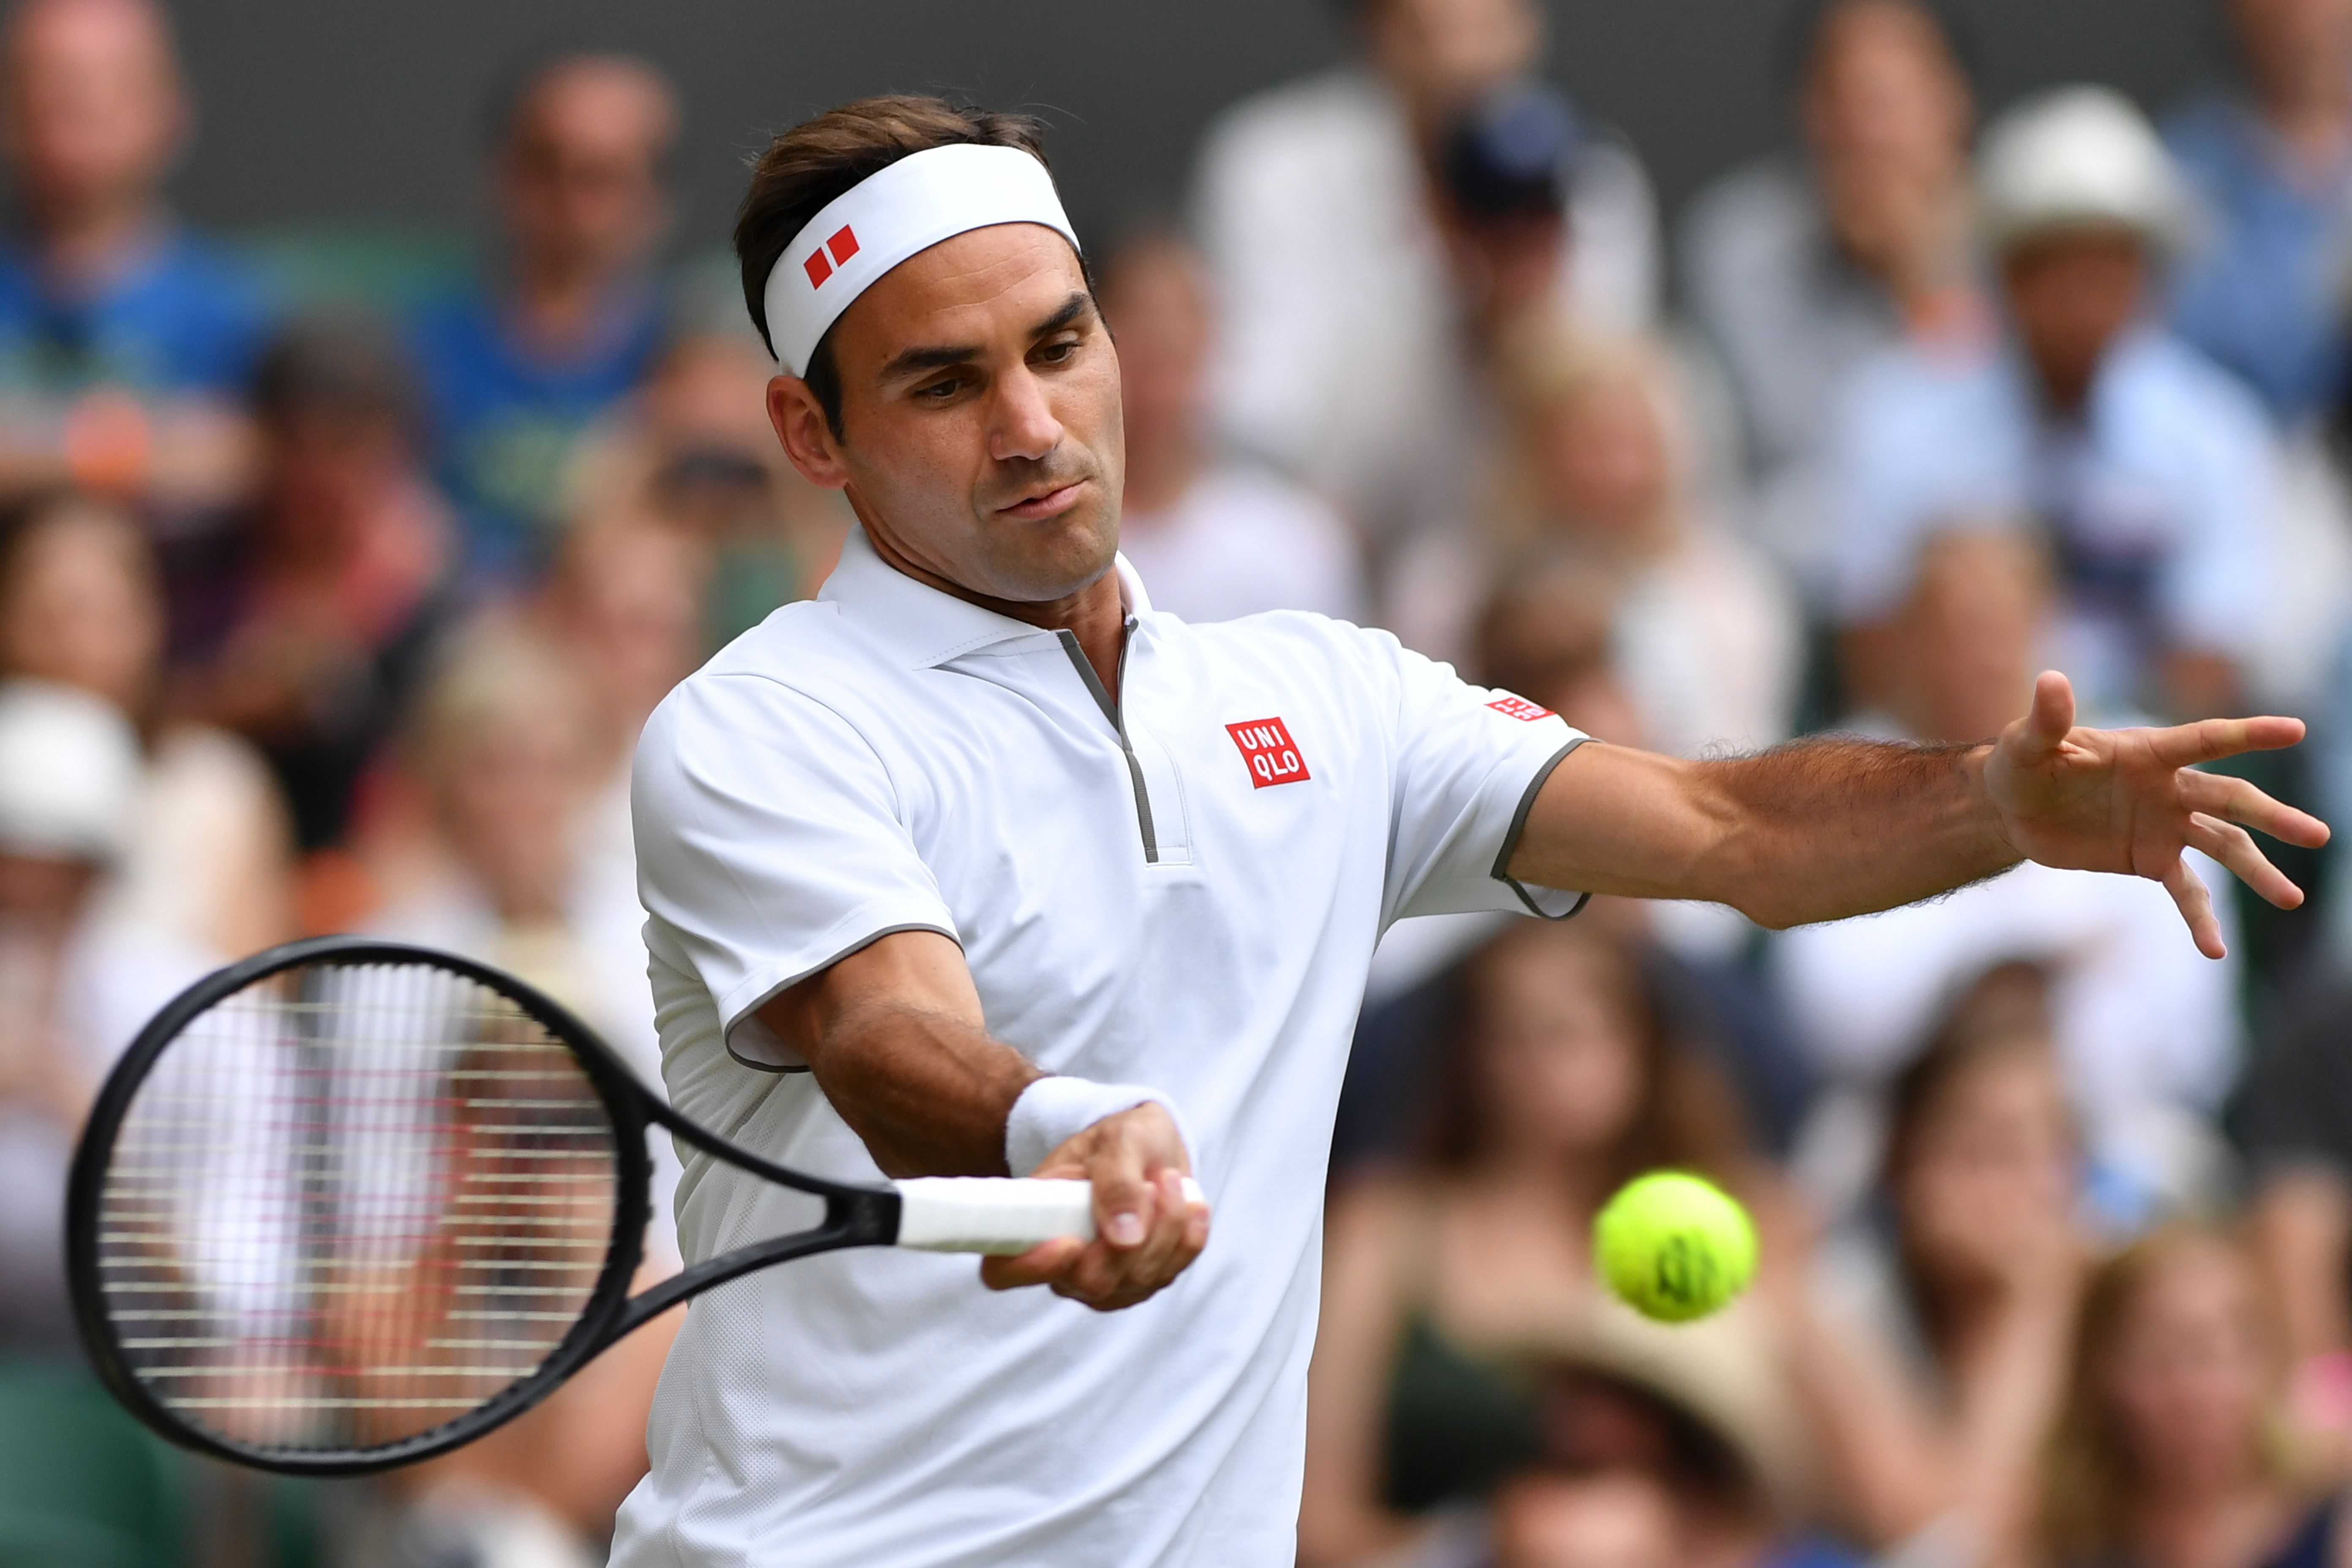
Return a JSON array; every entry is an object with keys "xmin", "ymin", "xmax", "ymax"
[{"xmin": 612, "ymin": 526, "xmax": 1584, "ymax": 1568}]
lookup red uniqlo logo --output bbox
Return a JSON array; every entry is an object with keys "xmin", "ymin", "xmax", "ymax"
[
  {"xmin": 801, "ymin": 225, "xmax": 862, "ymax": 289},
  {"xmin": 1227, "ymin": 717, "xmax": 1311, "ymax": 789},
  {"xmin": 1487, "ymin": 694, "xmax": 1556, "ymax": 722}
]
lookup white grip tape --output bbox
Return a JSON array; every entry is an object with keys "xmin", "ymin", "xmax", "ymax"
[{"xmin": 892, "ymin": 1176, "xmax": 1208, "ymax": 1255}]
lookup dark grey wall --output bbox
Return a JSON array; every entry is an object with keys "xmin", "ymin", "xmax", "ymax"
[{"xmin": 159, "ymin": 0, "xmax": 2231, "ymax": 259}]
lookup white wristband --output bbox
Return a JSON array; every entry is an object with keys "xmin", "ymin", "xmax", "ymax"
[{"xmin": 1004, "ymin": 1076, "xmax": 1190, "ymax": 1178}]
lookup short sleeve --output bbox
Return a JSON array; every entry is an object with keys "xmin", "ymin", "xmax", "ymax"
[
  {"xmin": 632, "ymin": 675, "xmax": 959, "ymax": 1070},
  {"xmin": 1379, "ymin": 638, "xmax": 1590, "ymax": 924}
]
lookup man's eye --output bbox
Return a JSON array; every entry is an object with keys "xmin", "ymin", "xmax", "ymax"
[
  {"xmin": 1035, "ymin": 339, "xmax": 1079, "ymax": 365},
  {"xmin": 916, "ymin": 377, "xmax": 965, "ymax": 401}
]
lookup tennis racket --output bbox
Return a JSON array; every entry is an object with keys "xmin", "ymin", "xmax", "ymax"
[{"xmin": 66, "ymin": 935, "xmax": 1189, "ymax": 1476}]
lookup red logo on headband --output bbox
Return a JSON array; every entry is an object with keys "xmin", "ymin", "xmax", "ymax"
[{"xmin": 803, "ymin": 225, "xmax": 863, "ymax": 290}]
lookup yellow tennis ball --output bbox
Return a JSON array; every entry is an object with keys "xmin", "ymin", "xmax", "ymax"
[{"xmin": 1593, "ymin": 1171, "xmax": 1757, "ymax": 1323}]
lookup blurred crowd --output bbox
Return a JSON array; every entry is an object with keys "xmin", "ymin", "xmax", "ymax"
[{"xmin": 3, "ymin": 0, "xmax": 2352, "ymax": 1563}]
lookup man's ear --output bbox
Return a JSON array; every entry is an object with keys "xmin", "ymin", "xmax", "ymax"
[{"xmin": 768, "ymin": 376, "xmax": 849, "ymax": 491}]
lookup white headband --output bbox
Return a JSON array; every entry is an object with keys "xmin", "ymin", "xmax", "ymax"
[{"xmin": 760, "ymin": 142, "xmax": 1082, "ymax": 378}]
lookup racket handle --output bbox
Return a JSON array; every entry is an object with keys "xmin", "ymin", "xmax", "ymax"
[{"xmin": 892, "ymin": 1176, "xmax": 1207, "ymax": 1255}]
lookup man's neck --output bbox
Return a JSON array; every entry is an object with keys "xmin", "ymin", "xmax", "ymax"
[
  {"xmin": 506, "ymin": 256, "xmax": 634, "ymax": 362},
  {"xmin": 2261, "ymin": 80, "xmax": 2352, "ymax": 176},
  {"xmin": 24, "ymin": 194, "xmax": 163, "ymax": 289},
  {"xmin": 863, "ymin": 525, "xmax": 1130, "ymax": 699}
]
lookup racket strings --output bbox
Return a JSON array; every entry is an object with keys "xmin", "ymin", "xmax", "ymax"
[{"xmin": 93, "ymin": 960, "xmax": 621, "ymax": 1456}]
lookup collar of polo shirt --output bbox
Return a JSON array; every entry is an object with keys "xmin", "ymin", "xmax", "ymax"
[
  {"xmin": 762, "ymin": 143, "xmax": 1084, "ymax": 378},
  {"xmin": 820, "ymin": 527, "xmax": 1147, "ymax": 668}
]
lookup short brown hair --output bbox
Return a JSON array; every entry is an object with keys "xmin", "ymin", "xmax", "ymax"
[{"xmin": 734, "ymin": 95, "xmax": 1058, "ymax": 438}]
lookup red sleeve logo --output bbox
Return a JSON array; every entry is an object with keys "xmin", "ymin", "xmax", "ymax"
[
  {"xmin": 1226, "ymin": 717, "xmax": 1311, "ymax": 789},
  {"xmin": 1487, "ymin": 694, "xmax": 1556, "ymax": 722}
]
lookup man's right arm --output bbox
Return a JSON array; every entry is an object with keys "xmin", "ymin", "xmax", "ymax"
[{"xmin": 756, "ymin": 930, "xmax": 1209, "ymax": 1311}]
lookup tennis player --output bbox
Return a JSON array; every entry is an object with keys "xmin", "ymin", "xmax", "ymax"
[{"xmin": 610, "ymin": 95, "xmax": 2327, "ymax": 1567}]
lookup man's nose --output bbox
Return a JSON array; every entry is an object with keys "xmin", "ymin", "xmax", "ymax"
[{"xmin": 987, "ymin": 362, "xmax": 1065, "ymax": 465}]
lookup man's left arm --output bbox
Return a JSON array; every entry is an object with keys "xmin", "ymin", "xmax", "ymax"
[{"xmin": 1508, "ymin": 672, "xmax": 2330, "ymax": 958}]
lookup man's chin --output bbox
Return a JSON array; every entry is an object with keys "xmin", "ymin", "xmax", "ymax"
[{"xmin": 975, "ymin": 510, "xmax": 1120, "ymax": 604}]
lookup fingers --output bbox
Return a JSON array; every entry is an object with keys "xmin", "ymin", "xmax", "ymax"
[
  {"xmin": 2177, "ymin": 768, "xmax": 2333, "ymax": 849},
  {"xmin": 1088, "ymin": 1124, "xmax": 1154, "ymax": 1250},
  {"xmin": 1058, "ymin": 1166, "xmax": 1206, "ymax": 1311},
  {"xmin": 2161, "ymin": 854, "xmax": 2228, "ymax": 961},
  {"xmin": 985, "ymin": 1103, "xmax": 1209, "ymax": 1310},
  {"xmin": 2009, "ymin": 671, "xmax": 2076, "ymax": 760},
  {"xmin": 982, "ymin": 1175, "xmax": 1209, "ymax": 1309},
  {"xmin": 981, "ymin": 1237, "xmax": 1085, "ymax": 1292},
  {"xmin": 2149, "ymin": 714, "xmax": 2307, "ymax": 768},
  {"xmin": 2185, "ymin": 811, "xmax": 2305, "ymax": 912}
]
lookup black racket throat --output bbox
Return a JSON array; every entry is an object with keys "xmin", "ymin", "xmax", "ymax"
[{"xmin": 66, "ymin": 935, "xmax": 904, "ymax": 1477}]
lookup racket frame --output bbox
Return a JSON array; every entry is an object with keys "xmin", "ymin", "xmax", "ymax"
[{"xmin": 67, "ymin": 935, "xmax": 905, "ymax": 1477}]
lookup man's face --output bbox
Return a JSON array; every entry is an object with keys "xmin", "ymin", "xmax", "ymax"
[
  {"xmin": 2003, "ymin": 230, "xmax": 2148, "ymax": 404},
  {"xmin": 0, "ymin": 0, "xmax": 181, "ymax": 220},
  {"xmin": 0, "ymin": 848, "xmax": 97, "ymax": 928},
  {"xmin": 1366, "ymin": 0, "xmax": 1542, "ymax": 132},
  {"xmin": 500, "ymin": 60, "xmax": 675, "ymax": 284},
  {"xmin": 1803, "ymin": 0, "xmax": 1970, "ymax": 175},
  {"xmin": 2230, "ymin": 0, "xmax": 2352, "ymax": 103},
  {"xmin": 770, "ymin": 223, "xmax": 1125, "ymax": 607}
]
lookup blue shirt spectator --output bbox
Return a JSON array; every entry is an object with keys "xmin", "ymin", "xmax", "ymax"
[
  {"xmin": 416, "ymin": 52, "xmax": 679, "ymax": 584},
  {"xmin": 411, "ymin": 284, "xmax": 666, "ymax": 582},
  {"xmin": 0, "ymin": 226, "xmax": 267, "ymax": 399},
  {"xmin": 0, "ymin": 0, "xmax": 271, "ymax": 512},
  {"xmin": 1833, "ymin": 325, "xmax": 2273, "ymax": 716},
  {"xmin": 2164, "ymin": 94, "xmax": 2352, "ymax": 424}
]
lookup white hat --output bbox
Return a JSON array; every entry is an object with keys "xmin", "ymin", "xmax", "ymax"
[
  {"xmin": 0, "ymin": 680, "xmax": 142, "ymax": 862},
  {"xmin": 1977, "ymin": 85, "xmax": 2191, "ymax": 255}
]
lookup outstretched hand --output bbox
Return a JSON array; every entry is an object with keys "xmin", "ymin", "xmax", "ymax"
[{"xmin": 1982, "ymin": 672, "xmax": 2331, "ymax": 959}]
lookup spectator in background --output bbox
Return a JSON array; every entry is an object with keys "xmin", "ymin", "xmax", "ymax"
[
  {"xmin": 2237, "ymin": 961, "xmax": 2352, "ymax": 1415},
  {"xmin": 1793, "ymin": 973, "xmax": 2088, "ymax": 1560},
  {"xmin": 343, "ymin": 621, "xmax": 689, "ymax": 1568},
  {"xmin": 1360, "ymin": 551, "xmax": 1812, "ymax": 1139},
  {"xmin": 1301, "ymin": 918, "xmax": 1757, "ymax": 1566},
  {"xmin": 0, "ymin": 0, "xmax": 266, "ymax": 514},
  {"xmin": 1192, "ymin": 0, "xmax": 1659, "ymax": 562},
  {"xmin": 0, "ymin": 680, "xmax": 208, "ymax": 1354},
  {"xmin": 1483, "ymin": 331, "xmax": 1800, "ymax": 758},
  {"xmin": 1096, "ymin": 226, "xmax": 1364, "ymax": 623},
  {"xmin": 2166, "ymin": 0, "xmax": 2352, "ymax": 426},
  {"xmin": 166, "ymin": 315, "xmax": 460, "ymax": 857},
  {"xmin": 2040, "ymin": 1229, "xmax": 2344, "ymax": 1568},
  {"xmin": 1484, "ymin": 1471, "xmax": 1683, "ymax": 1568},
  {"xmin": 1482, "ymin": 1303, "xmax": 1843, "ymax": 1568},
  {"xmin": 1680, "ymin": 0, "xmax": 1981, "ymax": 599},
  {"xmin": 0, "ymin": 489, "xmax": 291, "ymax": 958},
  {"xmin": 413, "ymin": 52, "xmax": 678, "ymax": 583},
  {"xmin": 2170, "ymin": 0, "xmax": 2352, "ymax": 717},
  {"xmin": 1833, "ymin": 87, "xmax": 2273, "ymax": 722},
  {"xmin": 567, "ymin": 327, "xmax": 850, "ymax": 645},
  {"xmin": 1475, "ymin": 551, "xmax": 1648, "ymax": 748},
  {"xmin": 1380, "ymin": 327, "xmax": 1800, "ymax": 966},
  {"xmin": 364, "ymin": 618, "xmax": 678, "ymax": 1260},
  {"xmin": 1777, "ymin": 530, "xmax": 2240, "ymax": 1225},
  {"xmin": 535, "ymin": 515, "xmax": 708, "ymax": 1003}
]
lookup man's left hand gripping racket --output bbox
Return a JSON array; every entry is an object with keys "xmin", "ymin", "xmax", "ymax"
[{"xmin": 66, "ymin": 936, "xmax": 1192, "ymax": 1475}]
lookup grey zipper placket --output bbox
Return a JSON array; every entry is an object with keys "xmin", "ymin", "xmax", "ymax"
[{"xmin": 1056, "ymin": 623, "xmax": 1160, "ymax": 863}]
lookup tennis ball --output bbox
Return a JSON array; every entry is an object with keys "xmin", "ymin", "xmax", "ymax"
[{"xmin": 1592, "ymin": 1171, "xmax": 1757, "ymax": 1323}]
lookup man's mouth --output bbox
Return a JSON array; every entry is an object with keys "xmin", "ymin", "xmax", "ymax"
[{"xmin": 995, "ymin": 479, "xmax": 1088, "ymax": 521}]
